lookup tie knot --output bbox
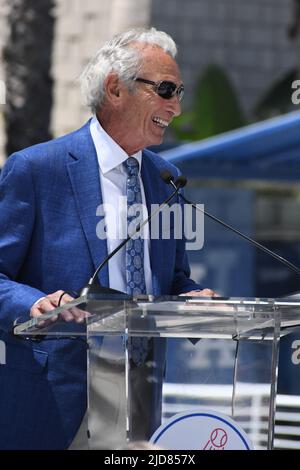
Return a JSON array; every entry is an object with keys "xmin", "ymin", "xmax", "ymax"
[{"xmin": 123, "ymin": 157, "xmax": 139, "ymax": 176}]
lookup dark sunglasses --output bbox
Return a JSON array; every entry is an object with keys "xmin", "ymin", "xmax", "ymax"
[{"xmin": 134, "ymin": 77, "xmax": 184, "ymax": 101}]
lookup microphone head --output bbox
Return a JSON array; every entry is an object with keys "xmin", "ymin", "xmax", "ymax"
[
  {"xmin": 160, "ymin": 170, "xmax": 174, "ymax": 184},
  {"xmin": 175, "ymin": 175, "xmax": 187, "ymax": 188}
]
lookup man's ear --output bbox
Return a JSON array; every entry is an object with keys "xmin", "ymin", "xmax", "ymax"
[{"xmin": 105, "ymin": 73, "xmax": 121, "ymax": 104}]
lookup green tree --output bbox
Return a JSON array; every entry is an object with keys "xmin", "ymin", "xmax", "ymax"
[{"xmin": 171, "ymin": 65, "xmax": 246, "ymax": 142}]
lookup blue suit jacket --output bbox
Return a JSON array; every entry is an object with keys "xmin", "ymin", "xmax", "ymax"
[{"xmin": 0, "ymin": 121, "xmax": 200, "ymax": 449}]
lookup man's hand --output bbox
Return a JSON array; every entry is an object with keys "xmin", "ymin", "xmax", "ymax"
[
  {"xmin": 30, "ymin": 290, "xmax": 87, "ymax": 325},
  {"xmin": 179, "ymin": 288, "xmax": 218, "ymax": 297}
]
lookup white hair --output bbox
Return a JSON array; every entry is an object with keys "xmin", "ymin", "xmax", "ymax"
[{"xmin": 80, "ymin": 27, "xmax": 177, "ymax": 113}]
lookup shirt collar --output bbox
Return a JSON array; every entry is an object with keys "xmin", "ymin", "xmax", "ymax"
[{"xmin": 90, "ymin": 115, "xmax": 142, "ymax": 175}]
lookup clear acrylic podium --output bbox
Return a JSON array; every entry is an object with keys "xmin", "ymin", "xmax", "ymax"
[{"xmin": 14, "ymin": 295, "xmax": 300, "ymax": 450}]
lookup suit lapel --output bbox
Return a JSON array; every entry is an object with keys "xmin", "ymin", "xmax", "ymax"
[
  {"xmin": 66, "ymin": 121, "xmax": 109, "ymax": 287},
  {"xmin": 65, "ymin": 128, "xmax": 168, "ymax": 293}
]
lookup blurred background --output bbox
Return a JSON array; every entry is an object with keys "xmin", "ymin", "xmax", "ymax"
[{"xmin": 1, "ymin": 0, "xmax": 300, "ymax": 448}]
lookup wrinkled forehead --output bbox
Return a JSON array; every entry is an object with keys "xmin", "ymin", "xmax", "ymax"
[{"xmin": 132, "ymin": 43, "xmax": 181, "ymax": 81}]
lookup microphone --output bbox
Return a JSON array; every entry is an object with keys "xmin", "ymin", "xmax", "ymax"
[
  {"xmin": 79, "ymin": 172, "xmax": 186, "ymax": 297},
  {"xmin": 160, "ymin": 171, "xmax": 187, "ymax": 189},
  {"xmin": 162, "ymin": 171, "xmax": 300, "ymax": 276}
]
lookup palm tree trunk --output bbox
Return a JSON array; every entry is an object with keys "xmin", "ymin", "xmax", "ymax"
[{"xmin": 3, "ymin": 0, "xmax": 55, "ymax": 156}]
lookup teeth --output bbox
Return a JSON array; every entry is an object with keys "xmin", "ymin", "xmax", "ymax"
[{"xmin": 152, "ymin": 117, "xmax": 169, "ymax": 128}]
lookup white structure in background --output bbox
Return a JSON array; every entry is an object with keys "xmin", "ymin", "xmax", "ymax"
[
  {"xmin": 51, "ymin": 0, "xmax": 151, "ymax": 138},
  {"xmin": 0, "ymin": 0, "xmax": 151, "ymax": 164}
]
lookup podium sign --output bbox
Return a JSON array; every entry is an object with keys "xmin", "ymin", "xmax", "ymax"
[{"xmin": 14, "ymin": 296, "xmax": 300, "ymax": 450}]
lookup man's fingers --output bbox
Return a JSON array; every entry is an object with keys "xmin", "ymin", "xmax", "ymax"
[
  {"xmin": 197, "ymin": 288, "xmax": 217, "ymax": 297},
  {"xmin": 69, "ymin": 307, "xmax": 89, "ymax": 323},
  {"xmin": 179, "ymin": 288, "xmax": 218, "ymax": 297},
  {"xmin": 60, "ymin": 309, "xmax": 75, "ymax": 322},
  {"xmin": 30, "ymin": 290, "xmax": 76, "ymax": 326},
  {"xmin": 30, "ymin": 290, "xmax": 88, "ymax": 325},
  {"xmin": 58, "ymin": 292, "xmax": 74, "ymax": 305},
  {"xmin": 30, "ymin": 298, "xmax": 57, "ymax": 317},
  {"xmin": 60, "ymin": 307, "xmax": 87, "ymax": 323}
]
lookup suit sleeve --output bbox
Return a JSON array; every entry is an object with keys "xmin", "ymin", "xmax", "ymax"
[{"xmin": 0, "ymin": 153, "xmax": 46, "ymax": 331}]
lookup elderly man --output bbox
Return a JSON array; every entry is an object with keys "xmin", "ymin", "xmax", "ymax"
[{"xmin": 0, "ymin": 27, "xmax": 214, "ymax": 449}]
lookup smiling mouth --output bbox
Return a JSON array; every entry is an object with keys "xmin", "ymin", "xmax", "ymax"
[{"xmin": 152, "ymin": 117, "xmax": 170, "ymax": 128}]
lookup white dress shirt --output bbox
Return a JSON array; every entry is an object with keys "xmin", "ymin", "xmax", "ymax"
[{"xmin": 90, "ymin": 116, "xmax": 153, "ymax": 294}]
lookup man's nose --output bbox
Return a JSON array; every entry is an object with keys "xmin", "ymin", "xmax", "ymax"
[{"xmin": 167, "ymin": 95, "xmax": 181, "ymax": 117}]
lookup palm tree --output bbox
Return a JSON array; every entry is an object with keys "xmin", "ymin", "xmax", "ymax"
[{"xmin": 3, "ymin": 0, "xmax": 55, "ymax": 156}]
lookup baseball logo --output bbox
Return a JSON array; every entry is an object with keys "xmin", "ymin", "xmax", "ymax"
[{"xmin": 203, "ymin": 428, "xmax": 228, "ymax": 450}]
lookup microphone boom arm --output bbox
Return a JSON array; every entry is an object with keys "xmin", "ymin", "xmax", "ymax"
[{"xmin": 168, "ymin": 179, "xmax": 300, "ymax": 277}]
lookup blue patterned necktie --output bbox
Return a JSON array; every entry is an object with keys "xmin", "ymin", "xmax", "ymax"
[{"xmin": 123, "ymin": 157, "xmax": 149, "ymax": 366}]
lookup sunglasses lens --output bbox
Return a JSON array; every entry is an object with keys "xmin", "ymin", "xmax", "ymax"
[
  {"xmin": 157, "ymin": 81, "xmax": 184, "ymax": 101},
  {"xmin": 157, "ymin": 81, "xmax": 177, "ymax": 99}
]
